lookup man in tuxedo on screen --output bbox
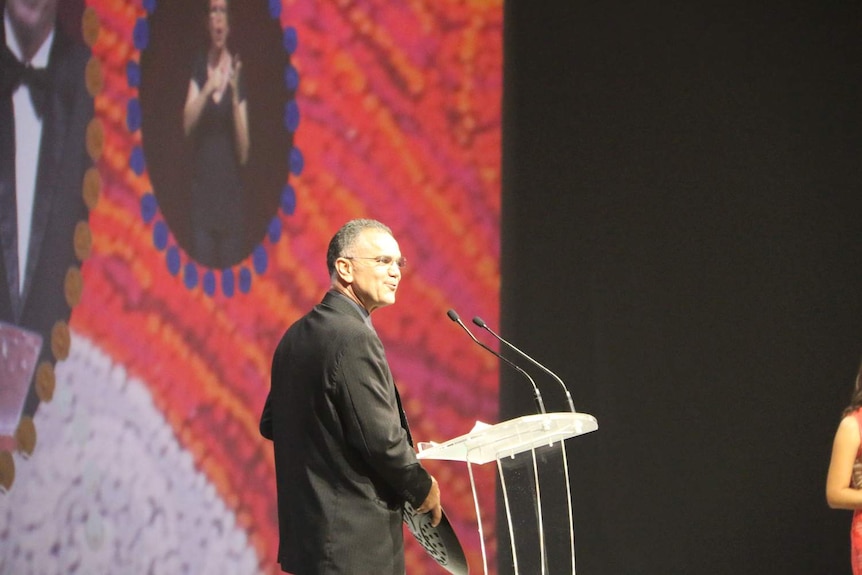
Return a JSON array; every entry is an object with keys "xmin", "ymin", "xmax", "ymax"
[
  {"xmin": 260, "ymin": 219, "xmax": 442, "ymax": 574},
  {"xmin": 0, "ymin": 0, "xmax": 92, "ymax": 420}
]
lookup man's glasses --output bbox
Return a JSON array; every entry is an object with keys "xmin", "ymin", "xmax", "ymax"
[{"xmin": 344, "ymin": 255, "xmax": 408, "ymax": 269}]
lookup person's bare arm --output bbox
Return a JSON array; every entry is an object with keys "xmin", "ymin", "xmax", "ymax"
[
  {"xmin": 827, "ymin": 415, "xmax": 862, "ymax": 509},
  {"xmin": 183, "ymin": 70, "xmax": 219, "ymax": 137},
  {"xmin": 230, "ymin": 56, "xmax": 250, "ymax": 165}
]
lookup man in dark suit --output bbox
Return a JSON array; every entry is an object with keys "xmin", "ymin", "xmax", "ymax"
[
  {"xmin": 0, "ymin": 0, "xmax": 92, "ymax": 426},
  {"xmin": 260, "ymin": 219, "xmax": 442, "ymax": 575}
]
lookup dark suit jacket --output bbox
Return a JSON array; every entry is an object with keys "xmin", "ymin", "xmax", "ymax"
[
  {"xmin": 0, "ymin": 21, "xmax": 93, "ymax": 416},
  {"xmin": 261, "ymin": 291, "xmax": 432, "ymax": 575}
]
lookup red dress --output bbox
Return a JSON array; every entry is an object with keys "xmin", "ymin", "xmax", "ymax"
[{"xmin": 851, "ymin": 409, "xmax": 862, "ymax": 574}]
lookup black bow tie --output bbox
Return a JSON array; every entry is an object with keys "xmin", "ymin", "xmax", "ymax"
[{"xmin": 0, "ymin": 44, "xmax": 50, "ymax": 117}]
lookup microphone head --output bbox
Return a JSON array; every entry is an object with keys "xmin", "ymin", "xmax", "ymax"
[
  {"xmin": 472, "ymin": 316, "xmax": 486, "ymax": 328},
  {"xmin": 446, "ymin": 309, "xmax": 460, "ymax": 322}
]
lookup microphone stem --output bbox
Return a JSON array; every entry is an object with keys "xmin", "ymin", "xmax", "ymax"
[
  {"xmin": 448, "ymin": 311, "xmax": 547, "ymax": 415},
  {"xmin": 483, "ymin": 325, "xmax": 576, "ymax": 413},
  {"xmin": 469, "ymin": 329, "xmax": 547, "ymax": 415}
]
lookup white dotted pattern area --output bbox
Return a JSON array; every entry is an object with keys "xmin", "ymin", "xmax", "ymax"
[{"xmin": 0, "ymin": 333, "xmax": 261, "ymax": 575}]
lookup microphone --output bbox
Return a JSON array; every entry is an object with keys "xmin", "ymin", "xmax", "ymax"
[
  {"xmin": 446, "ymin": 309, "xmax": 546, "ymax": 414},
  {"xmin": 472, "ymin": 316, "xmax": 576, "ymax": 413}
]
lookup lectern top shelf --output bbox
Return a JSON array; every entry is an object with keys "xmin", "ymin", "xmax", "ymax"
[{"xmin": 416, "ymin": 412, "xmax": 598, "ymax": 465}]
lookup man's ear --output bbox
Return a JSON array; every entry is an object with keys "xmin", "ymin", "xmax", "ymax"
[{"xmin": 334, "ymin": 258, "xmax": 353, "ymax": 283}]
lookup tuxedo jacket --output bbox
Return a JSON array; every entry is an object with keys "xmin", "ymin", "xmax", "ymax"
[
  {"xmin": 0, "ymin": 21, "xmax": 93, "ymax": 416},
  {"xmin": 261, "ymin": 291, "xmax": 432, "ymax": 575}
]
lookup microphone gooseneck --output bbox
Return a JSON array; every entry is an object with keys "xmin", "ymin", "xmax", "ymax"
[
  {"xmin": 447, "ymin": 309, "xmax": 546, "ymax": 414},
  {"xmin": 473, "ymin": 316, "xmax": 576, "ymax": 413}
]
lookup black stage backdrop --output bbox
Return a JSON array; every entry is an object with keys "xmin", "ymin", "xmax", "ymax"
[{"xmin": 501, "ymin": 1, "xmax": 861, "ymax": 573}]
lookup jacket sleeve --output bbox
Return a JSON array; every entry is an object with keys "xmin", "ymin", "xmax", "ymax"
[
  {"xmin": 259, "ymin": 339, "xmax": 283, "ymax": 441},
  {"xmin": 259, "ymin": 391, "xmax": 273, "ymax": 440}
]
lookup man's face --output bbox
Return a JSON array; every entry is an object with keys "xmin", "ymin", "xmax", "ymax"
[
  {"xmin": 6, "ymin": 0, "xmax": 57, "ymax": 46},
  {"xmin": 343, "ymin": 230, "xmax": 402, "ymax": 313}
]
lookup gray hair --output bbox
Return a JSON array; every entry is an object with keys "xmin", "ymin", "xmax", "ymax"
[{"xmin": 326, "ymin": 219, "xmax": 393, "ymax": 278}]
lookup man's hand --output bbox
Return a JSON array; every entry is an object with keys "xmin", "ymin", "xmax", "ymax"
[{"xmin": 415, "ymin": 475, "xmax": 442, "ymax": 527}]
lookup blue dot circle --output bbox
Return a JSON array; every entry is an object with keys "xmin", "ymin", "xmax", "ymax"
[
  {"xmin": 221, "ymin": 268, "xmax": 235, "ymax": 298},
  {"xmin": 153, "ymin": 220, "xmax": 169, "ymax": 250},
  {"xmin": 166, "ymin": 247, "xmax": 181, "ymax": 276},
  {"xmin": 268, "ymin": 216, "xmax": 282, "ymax": 243},
  {"xmin": 127, "ymin": 61, "xmax": 141, "ymax": 88},
  {"xmin": 268, "ymin": 0, "xmax": 281, "ymax": 19},
  {"xmin": 202, "ymin": 270, "xmax": 216, "ymax": 296},
  {"xmin": 284, "ymin": 101, "xmax": 300, "ymax": 133},
  {"xmin": 130, "ymin": 146, "xmax": 146, "ymax": 176},
  {"xmin": 284, "ymin": 66, "xmax": 299, "ymax": 91},
  {"xmin": 289, "ymin": 148, "xmax": 304, "ymax": 175},
  {"xmin": 137, "ymin": 4, "xmax": 298, "ymax": 296},
  {"xmin": 133, "ymin": 19, "xmax": 149, "ymax": 51},
  {"xmin": 283, "ymin": 27, "xmax": 298, "ymax": 54},
  {"xmin": 184, "ymin": 262, "xmax": 198, "ymax": 289},
  {"xmin": 127, "ymin": 99, "xmax": 142, "ymax": 132},
  {"xmin": 252, "ymin": 245, "xmax": 268, "ymax": 275},
  {"xmin": 281, "ymin": 185, "xmax": 296, "ymax": 215},
  {"xmin": 238, "ymin": 268, "xmax": 252, "ymax": 294},
  {"xmin": 141, "ymin": 193, "xmax": 157, "ymax": 223}
]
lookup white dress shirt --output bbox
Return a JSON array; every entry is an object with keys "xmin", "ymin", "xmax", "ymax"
[{"xmin": 4, "ymin": 12, "xmax": 54, "ymax": 295}]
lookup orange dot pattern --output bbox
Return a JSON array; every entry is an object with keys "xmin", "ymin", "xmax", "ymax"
[{"xmin": 74, "ymin": 1, "xmax": 502, "ymax": 573}]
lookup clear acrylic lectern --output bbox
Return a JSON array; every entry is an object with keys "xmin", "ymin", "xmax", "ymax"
[{"xmin": 417, "ymin": 412, "xmax": 598, "ymax": 575}]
